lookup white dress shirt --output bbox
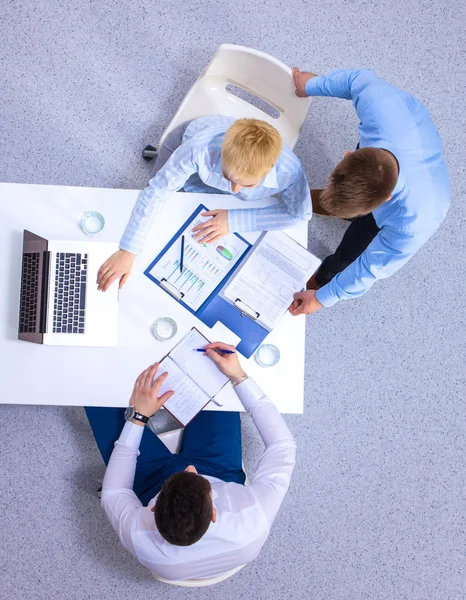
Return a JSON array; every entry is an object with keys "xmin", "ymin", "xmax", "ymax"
[{"xmin": 101, "ymin": 378, "xmax": 296, "ymax": 581}]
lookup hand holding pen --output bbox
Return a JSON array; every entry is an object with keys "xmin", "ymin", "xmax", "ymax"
[{"xmin": 202, "ymin": 342, "xmax": 247, "ymax": 382}]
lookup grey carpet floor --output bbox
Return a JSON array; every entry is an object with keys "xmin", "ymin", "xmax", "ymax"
[{"xmin": 1, "ymin": 1, "xmax": 465, "ymax": 599}]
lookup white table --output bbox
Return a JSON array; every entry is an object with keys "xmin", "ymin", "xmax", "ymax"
[{"xmin": 0, "ymin": 182, "xmax": 307, "ymax": 413}]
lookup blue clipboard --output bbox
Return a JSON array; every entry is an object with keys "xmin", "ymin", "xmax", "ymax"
[{"xmin": 144, "ymin": 204, "xmax": 270, "ymax": 357}]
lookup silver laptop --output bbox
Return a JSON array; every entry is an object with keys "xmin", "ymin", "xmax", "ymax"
[{"xmin": 18, "ymin": 230, "xmax": 119, "ymax": 347}]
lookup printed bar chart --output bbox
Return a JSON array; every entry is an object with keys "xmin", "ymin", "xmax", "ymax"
[{"xmin": 146, "ymin": 208, "xmax": 250, "ymax": 311}]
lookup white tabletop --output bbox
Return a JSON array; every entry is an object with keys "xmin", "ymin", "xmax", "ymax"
[{"xmin": 0, "ymin": 182, "xmax": 308, "ymax": 413}]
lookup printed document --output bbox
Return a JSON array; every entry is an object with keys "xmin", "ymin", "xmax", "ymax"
[
  {"xmin": 223, "ymin": 231, "xmax": 321, "ymax": 330},
  {"xmin": 147, "ymin": 211, "xmax": 250, "ymax": 311}
]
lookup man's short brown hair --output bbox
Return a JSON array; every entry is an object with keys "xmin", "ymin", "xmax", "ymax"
[
  {"xmin": 320, "ymin": 148, "xmax": 399, "ymax": 218},
  {"xmin": 154, "ymin": 471, "xmax": 212, "ymax": 546}
]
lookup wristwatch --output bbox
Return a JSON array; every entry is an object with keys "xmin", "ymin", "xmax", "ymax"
[{"xmin": 124, "ymin": 406, "xmax": 150, "ymax": 424}]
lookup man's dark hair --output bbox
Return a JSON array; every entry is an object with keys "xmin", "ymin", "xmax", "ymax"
[
  {"xmin": 320, "ymin": 147, "xmax": 399, "ymax": 218},
  {"xmin": 154, "ymin": 471, "xmax": 212, "ymax": 546}
]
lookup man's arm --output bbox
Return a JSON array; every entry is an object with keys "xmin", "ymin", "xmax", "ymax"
[
  {"xmin": 99, "ymin": 365, "xmax": 174, "ymax": 554},
  {"xmin": 316, "ymin": 225, "xmax": 431, "ymax": 307},
  {"xmin": 228, "ymin": 169, "xmax": 312, "ymax": 233},
  {"xmin": 204, "ymin": 343, "xmax": 296, "ymax": 526},
  {"xmin": 100, "ymin": 422, "xmax": 144, "ymax": 556},
  {"xmin": 119, "ymin": 143, "xmax": 198, "ymax": 255},
  {"xmin": 303, "ymin": 68, "xmax": 398, "ymax": 123},
  {"xmin": 235, "ymin": 378, "xmax": 297, "ymax": 526}
]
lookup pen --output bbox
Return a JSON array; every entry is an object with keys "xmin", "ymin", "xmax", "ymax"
[
  {"xmin": 195, "ymin": 348, "xmax": 235, "ymax": 355},
  {"xmin": 180, "ymin": 235, "xmax": 185, "ymax": 272}
]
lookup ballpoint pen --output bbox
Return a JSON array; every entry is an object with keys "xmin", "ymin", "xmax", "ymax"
[
  {"xmin": 194, "ymin": 348, "xmax": 235, "ymax": 355},
  {"xmin": 179, "ymin": 235, "xmax": 185, "ymax": 272}
]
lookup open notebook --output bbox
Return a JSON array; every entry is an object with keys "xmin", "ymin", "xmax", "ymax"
[{"xmin": 158, "ymin": 328, "xmax": 230, "ymax": 426}]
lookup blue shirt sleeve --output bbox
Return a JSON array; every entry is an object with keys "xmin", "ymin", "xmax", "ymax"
[
  {"xmin": 304, "ymin": 68, "xmax": 398, "ymax": 122},
  {"xmin": 316, "ymin": 225, "xmax": 434, "ymax": 307},
  {"xmin": 119, "ymin": 142, "xmax": 198, "ymax": 255}
]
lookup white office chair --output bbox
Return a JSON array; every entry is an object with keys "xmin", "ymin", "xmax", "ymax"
[
  {"xmin": 142, "ymin": 43, "xmax": 312, "ymax": 159},
  {"xmin": 148, "ymin": 428, "xmax": 246, "ymax": 587}
]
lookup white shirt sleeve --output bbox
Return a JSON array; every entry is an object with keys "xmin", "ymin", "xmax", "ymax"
[
  {"xmin": 100, "ymin": 422, "xmax": 145, "ymax": 556},
  {"xmin": 234, "ymin": 378, "xmax": 297, "ymax": 526}
]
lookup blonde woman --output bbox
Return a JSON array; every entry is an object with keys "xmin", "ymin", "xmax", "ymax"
[{"xmin": 97, "ymin": 115, "xmax": 311, "ymax": 291}]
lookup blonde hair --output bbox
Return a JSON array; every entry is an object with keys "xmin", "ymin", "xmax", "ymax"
[{"xmin": 222, "ymin": 119, "xmax": 283, "ymax": 180}]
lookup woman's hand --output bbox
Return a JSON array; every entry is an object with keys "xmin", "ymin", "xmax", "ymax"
[
  {"xmin": 191, "ymin": 210, "xmax": 229, "ymax": 244},
  {"xmin": 97, "ymin": 249, "xmax": 135, "ymax": 291}
]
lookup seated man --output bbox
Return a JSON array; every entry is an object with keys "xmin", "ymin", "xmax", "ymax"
[
  {"xmin": 85, "ymin": 342, "xmax": 296, "ymax": 581},
  {"xmin": 97, "ymin": 115, "xmax": 312, "ymax": 291},
  {"xmin": 289, "ymin": 67, "xmax": 450, "ymax": 317}
]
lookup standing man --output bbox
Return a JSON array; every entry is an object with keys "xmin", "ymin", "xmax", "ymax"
[
  {"xmin": 289, "ymin": 68, "xmax": 450, "ymax": 316},
  {"xmin": 85, "ymin": 342, "xmax": 296, "ymax": 581}
]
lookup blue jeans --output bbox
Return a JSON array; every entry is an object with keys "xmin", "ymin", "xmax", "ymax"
[{"xmin": 85, "ymin": 408, "xmax": 246, "ymax": 506}]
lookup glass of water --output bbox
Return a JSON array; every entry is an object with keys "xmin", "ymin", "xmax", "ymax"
[
  {"xmin": 152, "ymin": 317, "xmax": 178, "ymax": 341},
  {"xmin": 254, "ymin": 344, "xmax": 281, "ymax": 367},
  {"xmin": 80, "ymin": 211, "xmax": 105, "ymax": 235}
]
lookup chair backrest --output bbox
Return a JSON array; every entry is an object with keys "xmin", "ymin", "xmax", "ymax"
[{"xmin": 160, "ymin": 44, "xmax": 312, "ymax": 149}]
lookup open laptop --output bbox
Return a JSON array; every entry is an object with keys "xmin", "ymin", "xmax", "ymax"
[{"xmin": 18, "ymin": 230, "xmax": 119, "ymax": 346}]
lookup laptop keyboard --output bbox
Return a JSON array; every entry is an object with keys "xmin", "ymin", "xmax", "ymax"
[
  {"xmin": 53, "ymin": 253, "xmax": 88, "ymax": 334},
  {"xmin": 19, "ymin": 252, "xmax": 40, "ymax": 333}
]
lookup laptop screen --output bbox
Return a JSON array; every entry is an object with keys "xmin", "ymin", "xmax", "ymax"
[{"xmin": 18, "ymin": 230, "xmax": 49, "ymax": 343}]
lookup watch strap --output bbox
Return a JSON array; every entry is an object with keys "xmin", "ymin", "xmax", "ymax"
[{"xmin": 131, "ymin": 411, "xmax": 149, "ymax": 424}]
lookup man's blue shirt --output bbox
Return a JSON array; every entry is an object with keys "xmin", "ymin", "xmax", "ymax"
[{"xmin": 305, "ymin": 69, "xmax": 450, "ymax": 307}]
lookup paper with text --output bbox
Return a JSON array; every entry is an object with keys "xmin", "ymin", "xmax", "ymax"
[
  {"xmin": 169, "ymin": 329, "xmax": 229, "ymax": 398},
  {"xmin": 159, "ymin": 357, "xmax": 210, "ymax": 426},
  {"xmin": 223, "ymin": 231, "xmax": 321, "ymax": 330}
]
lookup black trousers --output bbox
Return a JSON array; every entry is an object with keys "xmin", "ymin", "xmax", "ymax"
[{"xmin": 315, "ymin": 213, "xmax": 380, "ymax": 286}]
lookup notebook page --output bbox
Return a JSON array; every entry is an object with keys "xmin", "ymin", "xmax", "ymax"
[
  {"xmin": 223, "ymin": 231, "xmax": 321, "ymax": 330},
  {"xmin": 159, "ymin": 356, "xmax": 210, "ymax": 426},
  {"xmin": 169, "ymin": 329, "xmax": 229, "ymax": 398}
]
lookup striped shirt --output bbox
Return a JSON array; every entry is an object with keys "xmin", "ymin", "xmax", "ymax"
[{"xmin": 120, "ymin": 115, "xmax": 312, "ymax": 255}]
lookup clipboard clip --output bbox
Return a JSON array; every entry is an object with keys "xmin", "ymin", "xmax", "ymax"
[
  {"xmin": 160, "ymin": 278, "xmax": 185, "ymax": 300},
  {"xmin": 234, "ymin": 298, "xmax": 260, "ymax": 321}
]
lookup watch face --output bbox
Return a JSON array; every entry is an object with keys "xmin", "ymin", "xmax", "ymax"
[{"xmin": 124, "ymin": 406, "xmax": 135, "ymax": 421}]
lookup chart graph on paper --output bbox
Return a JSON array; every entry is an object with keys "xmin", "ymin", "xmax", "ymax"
[{"xmin": 147, "ymin": 214, "xmax": 250, "ymax": 311}]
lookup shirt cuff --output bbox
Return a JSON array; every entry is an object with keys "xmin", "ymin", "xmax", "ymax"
[
  {"xmin": 234, "ymin": 377, "xmax": 265, "ymax": 410},
  {"xmin": 117, "ymin": 421, "xmax": 145, "ymax": 451},
  {"xmin": 227, "ymin": 208, "xmax": 257, "ymax": 233},
  {"xmin": 316, "ymin": 283, "xmax": 340, "ymax": 308},
  {"xmin": 119, "ymin": 231, "xmax": 143, "ymax": 255},
  {"xmin": 304, "ymin": 75, "xmax": 325, "ymax": 96}
]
